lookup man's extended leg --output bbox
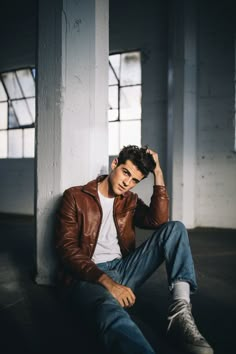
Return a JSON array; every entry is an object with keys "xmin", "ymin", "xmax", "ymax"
[{"xmin": 68, "ymin": 273, "xmax": 156, "ymax": 354}]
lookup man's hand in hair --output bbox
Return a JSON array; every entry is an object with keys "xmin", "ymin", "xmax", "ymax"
[{"xmin": 146, "ymin": 148, "xmax": 165, "ymax": 186}]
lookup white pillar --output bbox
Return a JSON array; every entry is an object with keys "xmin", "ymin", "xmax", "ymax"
[
  {"xmin": 167, "ymin": 0, "xmax": 197, "ymax": 228},
  {"xmin": 36, "ymin": 0, "xmax": 109, "ymax": 284}
]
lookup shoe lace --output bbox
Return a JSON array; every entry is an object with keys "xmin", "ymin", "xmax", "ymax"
[{"xmin": 167, "ymin": 301, "xmax": 203, "ymax": 340}]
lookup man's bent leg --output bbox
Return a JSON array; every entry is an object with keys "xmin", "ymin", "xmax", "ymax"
[
  {"xmin": 69, "ymin": 280, "xmax": 156, "ymax": 354},
  {"xmin": 115, "ymin": 221, "xmax": 197, "ymax": 292}
]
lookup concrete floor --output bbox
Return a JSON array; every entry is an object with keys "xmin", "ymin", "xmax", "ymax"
[{"xmin": 0, "ymin": 214, "xmax": 235, "ymax": 354}]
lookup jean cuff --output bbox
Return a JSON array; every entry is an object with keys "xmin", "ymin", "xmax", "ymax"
[{"xmin": 169, "ymin": 278, "xmax": 198, "ymax": 294}]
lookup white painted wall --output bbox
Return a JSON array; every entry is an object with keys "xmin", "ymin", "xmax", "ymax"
[
  {"xmin": 167, "ymin": 0, "xmax": 198, "ymax": 228},
  {"xmin": 196, "ymin": 1, "xmax": 236, "ymax": 228}
]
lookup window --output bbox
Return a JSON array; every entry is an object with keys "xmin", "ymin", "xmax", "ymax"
[
  {"xmin": 0, "ymin": 68, "xmax": 35, "ymax": 158},
  {"xmin": 108, "ymin": 51, "xmax": 142, "ymax": 155}
]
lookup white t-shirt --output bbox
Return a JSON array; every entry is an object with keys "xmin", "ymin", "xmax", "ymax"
[{"xmin": 92, "ymin": 190, "xmax": 122, "ymax": 264}]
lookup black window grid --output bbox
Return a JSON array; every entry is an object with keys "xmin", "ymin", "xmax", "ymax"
[
  {"xmin": 108, "ymin": 51, "xmax": 142, "ymax": 124},
  {"xmin": 0, "ymin": 68, "xmax": 35, "ymax": 131}
]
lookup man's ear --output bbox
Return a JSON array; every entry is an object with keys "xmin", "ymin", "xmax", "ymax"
[{"xmin": 111, "ymin": 158, "xmax": 118, "ymax": 170}]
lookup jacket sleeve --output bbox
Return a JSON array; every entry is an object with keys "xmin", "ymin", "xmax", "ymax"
[
  {"xmin": 56, "ymin": 188, "xmax": 104, "ymax": 283},
  {"xmin": 134, "ymin": 185, "xmax": 169, "ymax": 229}
]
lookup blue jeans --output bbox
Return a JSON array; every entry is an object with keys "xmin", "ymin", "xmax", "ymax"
[{"xmin": 68, "ymin": 221, "xmax": 197, "ymax": 354}]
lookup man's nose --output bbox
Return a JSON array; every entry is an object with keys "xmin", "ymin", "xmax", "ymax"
[{"xmin": 123, "ymin": 177, "xmax": 132, "ymax": 186}]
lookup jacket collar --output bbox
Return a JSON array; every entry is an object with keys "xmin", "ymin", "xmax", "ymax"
[
  {"xmin": 82, "ymin": 175, "xmax": 106, "ymax": 198},
  {"xmin": 82, "ymin": 175, "xmax": 127, "ymax": 199}
]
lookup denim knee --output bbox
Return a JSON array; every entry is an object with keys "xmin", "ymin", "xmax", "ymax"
[
  {"xmin": 167, "ymin": 220, "xmax": 186, "ymax": 232},
  {"xmin": 153, "ymin": 220, "xmax": 189, "ymax": 246},
  {"xmin": 164, "ymin": 220, "xmax": 189, "ymax": 243}
]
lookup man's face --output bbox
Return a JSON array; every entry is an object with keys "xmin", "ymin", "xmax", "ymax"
[{"xmin": 108, "ymin": 159, "xmax": 145, "ymax": 196}]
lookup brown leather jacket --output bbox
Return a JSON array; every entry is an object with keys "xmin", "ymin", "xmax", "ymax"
[{"xmin": 56, "ymin": 175, "xmax": 169, "ymax": 285}]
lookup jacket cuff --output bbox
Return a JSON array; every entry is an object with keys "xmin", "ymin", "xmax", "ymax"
[{"xmin": 85, "ymin": 265, "xmax": 105, "ymax": 283}]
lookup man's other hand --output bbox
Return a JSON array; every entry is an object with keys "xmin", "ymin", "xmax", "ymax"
[{"xmin": 98, "ymin": 273, "xmax": 136, "ymax": 308}]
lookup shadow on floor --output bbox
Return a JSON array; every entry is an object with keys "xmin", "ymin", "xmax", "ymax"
[{"xmin": 0, "ymin": 215, "xmax": 235, "ymax": 354}]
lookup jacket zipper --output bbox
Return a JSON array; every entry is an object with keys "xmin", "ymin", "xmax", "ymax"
[
  {"xmin": 113, "ymin": 198, "xmax": 120, "ymax": 241},
  {"xmin": 113, "ymin": 198, "xmax": 129, "ymax": 254},
  {"xmin": 90, "ymin": 196, "xmax": 103, "ymax": 259}
]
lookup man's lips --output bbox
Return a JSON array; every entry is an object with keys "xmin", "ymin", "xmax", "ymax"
[{"xmin": 118, "ymin": 184, "xmax": 126, "ymax": 191}]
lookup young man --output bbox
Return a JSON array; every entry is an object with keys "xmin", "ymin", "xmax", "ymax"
[{"xmin": 56, "ymin": 145, "xmax": 213, "ymax": 354}]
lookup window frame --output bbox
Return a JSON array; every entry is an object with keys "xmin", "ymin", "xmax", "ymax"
[
  {"xmin": 0, "ymin": 67, "xmax": 35, "ymax": 159},
  {"xmin": 108, "ymin": 50, "xmax": 142, "ymax": 156}
]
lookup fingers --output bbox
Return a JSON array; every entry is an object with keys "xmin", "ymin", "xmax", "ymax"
[
  {"xmin": 127, "ymin": 287, "xmax": 136, "ymax": 302},
  {"xmin": 110, "ymin": 283, "xmax": 136, "ymax": 308},
  {"xmin": 120, "ymin": 292, "xmax": 135, "ymax": 308},
  {"xmin": 146, "ymin": 148, "xmax": 162, "ymax": 172},
  {"xmin": 118, "ymin": 288, "xmax": 136, "ymax": 308},
  {"xmin": 99, "ymin": 275, "xmax": 136, "ymax": 308},
  {"xmin": 147, "ymin": 149, "xmax": 160, "ymax": 170},
  {"xmin": 124, "ymin": 287, "xmax": 136, "ymax": 307},
  {"xmin": 146, "ymin": 148, "xmax": 158, "ymax": 161},
  {"xmin": 121, "ymin": 296, "xmax": 130, "ymax": 308}
]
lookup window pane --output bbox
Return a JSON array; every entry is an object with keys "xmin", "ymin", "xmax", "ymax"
[
  {"xmin": 120, "ymin": 120, "xmax": 141, "ymax": 148},
  {"xmin": 8, "ymin": 129, "xmax": 23, "ymax": 158},
  {"xmin": 120, "ymin": 52, "xmax": 141, "ymax": 86},
  {"xmin": 109, "ymin": 85, "xmax": 118, "ymax": 109},
  {"xmin": 0, "ymin": 130, "xmax": 7, "ymax": 158},
  {"xmin": 109, "ymin": 121, "xmax": 119, "ymax": 156},
  {"xmin": 109, "ymin": 54, "xmax": 120, "ymax": 79},
  {"xmin": 26, "ymin": 98, "xmax": 35, "ymax": 122},
  {"xmin": 0, "ymin": 80, "xmax": 7, "ymax": 101},
  {"xmin": 109, "ymin": 65, "xmax": 118, "ymax": 85},
  {"xmin": 9, "ymin": 103, "xmax": 19, "ymax": 128},
  {"xmin": 2, "ymin": 72, "xmax": 23, "ymax": 99},
  {"xmin": 108, "ymin": 109, "xmax": 119, "ymax": 122},
  {"xmin": 16, "ymin": 69, "xmax": 35, "ymax": 97},
  {"xmin": 23, "ymin": 128, "xmax": 35, "ymax": 157},
  {"xmin": 12, "ymin": 99, "xmax": 33, "ymax": 125},
  {"xmin": 0, "ymin": 102, "xmax": 8, "ymax": 129},
  {"xmin": 120, "ymin": 86, "xmax": 141, "ymax": 120}
]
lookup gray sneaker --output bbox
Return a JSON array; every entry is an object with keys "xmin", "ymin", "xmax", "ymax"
[{"xmin": 167, "ymin": 300, "xmax": 214, "ymax": 354}]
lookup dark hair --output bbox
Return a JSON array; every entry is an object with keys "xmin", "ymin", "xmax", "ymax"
[{"xmin": 117, "ymin": 145, "xmax": 156, "ymax": 178}]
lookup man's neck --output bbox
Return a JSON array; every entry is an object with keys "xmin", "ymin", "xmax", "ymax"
[{"xmin": 98, "ymin": 177, "xmax": 115, "ymax": 198}]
